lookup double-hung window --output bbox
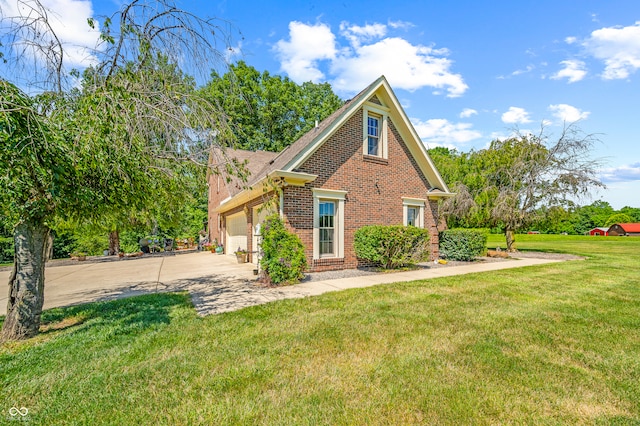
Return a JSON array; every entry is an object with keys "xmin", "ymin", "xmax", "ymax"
[
  {"xmin": 319, "ymin": 201, "xmax": 335, "ymax": 256},
  {"xmin": 313, "ymin": 189, "xmax": 346, "ymax": 259},
  {"xmin": 367, "ymin": 115, "xmax": 380, "ymax": 156},
  {"xmin": 362, "ymin": 103, "xmax": 389, "ymax": 159}
]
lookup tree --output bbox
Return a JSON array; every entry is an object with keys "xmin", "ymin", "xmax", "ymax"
[
  {"xmin": 605, "ymin": 213, "xmax": 633, "ymax": 227},
  {"xmin": 0, "ymin": 0, "xmax": 238, "ymax": 341},
  {"xmin": 438, "ymin": 124, "xmax": 604, "ymax": 251},
  {"xmin": 200, "ymin": 61, "xmax": 343, "ymax": 152}
]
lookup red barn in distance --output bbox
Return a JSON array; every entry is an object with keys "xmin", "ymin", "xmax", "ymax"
[
  {"xmin": 608, "ymin": 223, "xmax": 640, "ymax": 236},
  {"xmin": 589, "ymin": 227, "xmax": 609, "ymax": 236}
]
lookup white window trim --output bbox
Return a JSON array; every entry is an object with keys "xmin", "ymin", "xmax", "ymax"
[
  {"xmin": 402, "ymin": 197, "xmax": 426, "ymax": 228},
  {"xmin": 312, "ymin": 189, "xmax": 346, "ymax": 260},
  {"xmin": 362, "ymin": 103, "xmax": 389, "ymax": 159}
]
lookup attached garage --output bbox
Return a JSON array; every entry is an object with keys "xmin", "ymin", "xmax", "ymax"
[{"xmin": 226, "ymin": 212, "xmax": 247, "ymax": 255}]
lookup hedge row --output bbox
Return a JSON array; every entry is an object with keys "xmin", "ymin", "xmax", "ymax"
[
  {"xmin": 354, "ymin": 225, "xmax": 431, "ymax": 269},
  {"xmin": 439, "ymin": 229, "xmax": 487, "ymax": 261}
]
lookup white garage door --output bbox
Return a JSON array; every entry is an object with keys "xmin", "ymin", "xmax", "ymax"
[{"xmin": 226, "ymin": 212, "xmax": 247, "ymax": 255}]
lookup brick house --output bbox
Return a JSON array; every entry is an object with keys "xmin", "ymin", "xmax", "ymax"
[{"xmin": 208, "ymin": 76, "xmax": 454, "ymax": 272}]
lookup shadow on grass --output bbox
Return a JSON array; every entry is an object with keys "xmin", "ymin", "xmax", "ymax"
[{"xmin": 39, "ymin": 292, "xmax": 193, "ymax": 338}]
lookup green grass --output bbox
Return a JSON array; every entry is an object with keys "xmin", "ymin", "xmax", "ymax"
[{"xmin": 1, "ymin": 235, "xmax": 639, "ymax": 424}]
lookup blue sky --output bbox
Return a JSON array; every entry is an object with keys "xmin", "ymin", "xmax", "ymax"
[{"xmin": 3, "ymin": 0, "xmax": 640, "ymax": 209}]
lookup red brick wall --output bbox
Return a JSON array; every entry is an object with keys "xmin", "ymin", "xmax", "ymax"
[
  {"xmin": 283, "ymin": 108, "xmax": 440, "ymax": 271},
  {"xmin": 210, "ymin": 106, "xmax": 443, "ymax": 271}
]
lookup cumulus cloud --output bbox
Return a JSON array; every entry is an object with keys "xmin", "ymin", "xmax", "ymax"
[
  {"xmin": 274, "ymin": 21, "xmax": 468, "ymax": 97},
  {"xmin": 459, "ymin": 108, "xmax": 477, "ymax": 118},
  {"xmin": 1, "ymin": 0, "xmax": 100, "ymax": 69},
  {"xmin": 548, "ymin": 104, "xmax": 590, "ymax": 123},
  {"xmin": 599, "ymin": 163, "xmax": 640, "ymax": 183},
  {"xmin": 551, "ymin": 59, "xmax": 587, "ymax": 83},
  {"xmin": 412, "ymin": 118, "xmax": 482, "ymax": 147},
  {"xmin": 501, "ymin": 107, "xmax": 532, "ymax": 124},
  {"xmin": 273, "ymin": 21, "xmax": 337, "ymax": 83},
  {"xmin": 339, "ymin": 22, "xmax": 387, "ymax": 47},
  {"xmin": 582, "ymin": 21, "xmax": 640, "ymax": 79}
]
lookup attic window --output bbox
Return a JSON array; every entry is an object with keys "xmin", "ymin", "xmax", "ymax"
[
  {"xmin": 367, "ymin": 114, "xmax": 380, "ymax": 156},
  {"xmin": 362, "ymin": 104, "xmax": 388, "ymax": 160}
]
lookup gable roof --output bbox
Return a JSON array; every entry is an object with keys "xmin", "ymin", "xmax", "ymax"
[
  {"xmin": 215, "ymin": 76, "xmax": 454, "ymax": 213},
  {"xmin": 613, "ymin": 223, "xmax": 640, "ymax": 233},
  {"xmin": 209, "ymin": 147, "xmax": 279, "ymax": 197}
]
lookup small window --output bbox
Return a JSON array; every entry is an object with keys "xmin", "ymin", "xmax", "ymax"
[
  {"xmin": 362, "ymin": 105, "xmax": 388, "ymax": 159},
  {"xmin": 319, "ymin": 201, "xmax": 335, "ymax": 256},
  {"xmin": 367, "ymin": 115, "xmax": 380, "ymax": 156},
  {"xmin": 407, "ymin": 207, "xmax": 419, "ymax": 227},
  {"xmin": 403, "ymin": 198, "xmax": 425, "ymax": 228}
]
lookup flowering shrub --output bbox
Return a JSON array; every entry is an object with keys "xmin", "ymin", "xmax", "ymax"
[{"xmin": 260, "ymin": 214, "xmax": 307, "ymax": 285}]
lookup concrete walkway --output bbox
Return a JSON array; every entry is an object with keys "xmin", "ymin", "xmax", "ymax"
[{"xmin": 0, "ymin": 252, "xmax": 567, "ymax": 317}]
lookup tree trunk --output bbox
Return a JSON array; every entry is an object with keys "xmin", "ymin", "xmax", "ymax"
[
  {"xmin": 1, "ymin": 219, "xmax": 50, "ymax": 341},
  {"xmin": 505, "ymin": 228, "xmax": 517, "ymax": 252},
  {"xmin": 108, "ymin": 230, "xmax": 120, "ymax": 255}
]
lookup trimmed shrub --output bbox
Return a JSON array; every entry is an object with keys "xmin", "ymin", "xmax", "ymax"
[
  {"xmin": 354, "ymin": 225, "xmax": 431, "ymax": 269},
  {"xmin": 260, "ymin": 214, "xmax": 307, "ymax": 285},
  {"xmin": 439, "ymin": 229, "xmax": 487, "ymax": 261}
]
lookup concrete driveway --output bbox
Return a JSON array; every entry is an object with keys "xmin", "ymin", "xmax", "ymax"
[
  {"xmin": 0, "ymin": 252, "xmax": 263, "ymax": 316},
  {"xmin": 1, "ymin": 251, "xmax": 570, "ymax": 318}
]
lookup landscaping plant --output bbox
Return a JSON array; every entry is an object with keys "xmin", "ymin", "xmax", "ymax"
[
  {"xmin": 260, "ymin": 214, "xmax": 307, "ymax": 285},
  {"xmin": 439, "ymin": 229, "xmax": 487, "ymax": 261},
  {"xmin": 354, "ymin": 225, "xmax": 431, "ymax": 269}
]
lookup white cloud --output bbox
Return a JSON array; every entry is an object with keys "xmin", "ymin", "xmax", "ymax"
[
  {"xmin": 275, "ymin": 21, "xmax": 468, "ymax": 97},
  {"xmin": 548, "ymin": 104, "xmax": 590, "ymax": 123},
  {"xmin": 388, "ymin": 20, "xmax": 415, "ymax": 30},
  {"xmin": 582, "ymin": 21, "xmax": 640, "ymax": 80},
  {"xmin": 565, "ymin": 36, "xmax": 578, "ymax": 44},
  {"xmin": 599, "ymin": 162, "xmax": 640, "ymax": 183},
  {"xmin": 501, "ymin": 107, "xmax": 532, "ymax": 124},
  {"xmin": 339, "ymin": 22, "xmax": 387, "ymax": 47},
  {"xmin": 1, "ymin": 0, "xmax": 100, "ymax": 69},
  {"xmin": 273, "ymin": 21, "xmax": 337, "ymax": 83},
  {"xmin": 459, "ymin": 108, "xmax": 477, "ymax": 118},
  {"xmin": 412, "ymin": 118, "xmax": 482, "ymax": 147},
  {"xmin": 551, "ymin": 59, "xmax": 587, "ymax": 83},
  {"xmin": 512, "ymin": 65, "xmax": 534, "ymax": 76}
]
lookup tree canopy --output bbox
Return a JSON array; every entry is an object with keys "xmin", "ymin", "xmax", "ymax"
[
  {"xmin": 0, "ymin": 0, "xmax": 238, "ymax": 341},
  {"xmin": 431, "ymin": 124, "xmax": 605, "ymax": 250},
  {"xmin": 200, "ymin": 61, "xmax": 343, "ymax": 152}
]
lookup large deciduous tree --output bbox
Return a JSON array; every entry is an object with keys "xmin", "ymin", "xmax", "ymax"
[
  {"xmin": 201, "ymin": 61, "xmax": 343, "ymax": 152},
  {"xmin": 435, "ymin": 124, "xmax": 604, "ymax": 251},
  {"xmin": 0, "ymin": 0, "xmax": 238, "ymax": 341}
]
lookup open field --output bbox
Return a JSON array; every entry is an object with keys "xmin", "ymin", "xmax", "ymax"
[{"xmin": 1, "ymin": 235, "xmax": 639, "ymax": 424}]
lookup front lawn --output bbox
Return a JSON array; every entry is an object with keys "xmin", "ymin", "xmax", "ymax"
[{"xmin": 1, "ymin": 235, "xmax": 639, "ymax": 424}]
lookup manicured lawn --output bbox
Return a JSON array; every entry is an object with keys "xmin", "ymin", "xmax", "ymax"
[{"xmin": 1, "ymin": 235, "xmax": 639, "ymax": 424}]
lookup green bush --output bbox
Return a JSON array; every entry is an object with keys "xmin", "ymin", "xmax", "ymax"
[
  {"xmin": 260, "ymin": 214, "xmax": 307, "ymax": 285},
  {"xmin": 354, "ymin": 225, "xmax": 431, "ymax": 269},
  {"xmin": 0, "ymin": 236, "xmax": 14, "ymax": 263},
  {"xmin": 439, "ymin": 229, "xmax": 487, "ymax": 261}
]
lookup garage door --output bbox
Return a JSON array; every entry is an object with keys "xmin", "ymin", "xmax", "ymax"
[{"xmin": 226, "ymin": 212, "xmax": 247, "ymax": 255}]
